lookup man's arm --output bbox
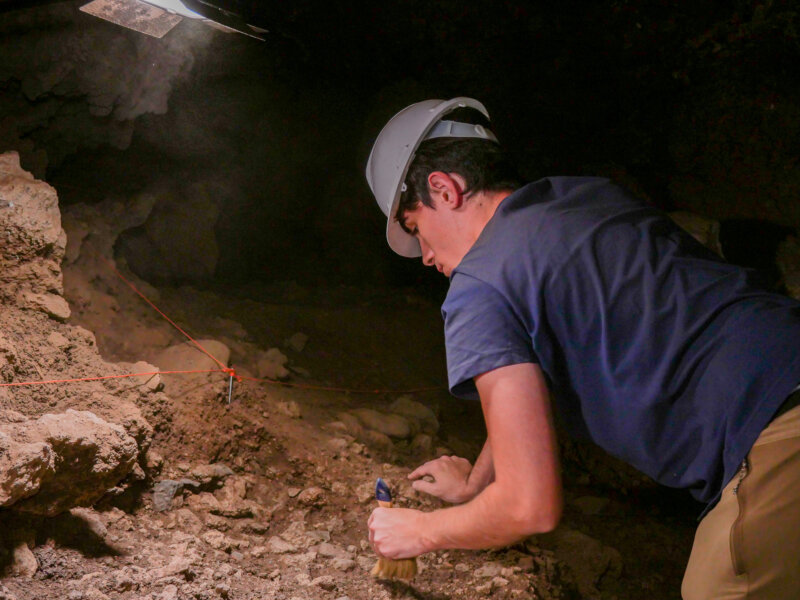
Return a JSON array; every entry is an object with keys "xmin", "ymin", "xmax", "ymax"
[
  {"xmin": 408, "ymin": 439, "xmax": 495, "ymax": 504},
  {"xmin": 368, "ymin": 362, "xmax": 562, "ymax": 557}
]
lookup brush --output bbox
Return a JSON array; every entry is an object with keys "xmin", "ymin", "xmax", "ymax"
[{"xmin": 370, "ymin": 477, "xmax": 418, "ymax": 580}]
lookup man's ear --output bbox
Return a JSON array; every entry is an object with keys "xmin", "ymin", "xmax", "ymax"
[{"xmin": 427, "ymin": 171, "xmax": 464, "ymax": 208}]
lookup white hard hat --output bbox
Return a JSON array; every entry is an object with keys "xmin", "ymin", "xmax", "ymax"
[{"xmin": 365, "ymin": 97, "xmax": 497, "ymax": 257}]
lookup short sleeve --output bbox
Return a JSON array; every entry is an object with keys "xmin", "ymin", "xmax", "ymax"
[{"xmin": 442, "ymin": 273, "xmax": 538, "ymax": 400}]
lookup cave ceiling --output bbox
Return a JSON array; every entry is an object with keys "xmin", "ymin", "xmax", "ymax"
[{"xmin": 1, "ymin": 0, "xmax": 799, "ymax": 286}]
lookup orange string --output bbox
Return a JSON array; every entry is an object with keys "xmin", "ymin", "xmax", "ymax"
[
  {"xmin": 0, "ymin": 369, "xmax": 222, "ymax": 387},
  {"xmin": 101, "ymin": 257, "xmax": 227, "ymax": 371},
  {"xmin": 3, "ymin": 258, "xmax": 445, "ymax": 395}
]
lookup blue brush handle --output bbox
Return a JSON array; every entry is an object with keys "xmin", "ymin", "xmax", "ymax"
[{"xmin": 375, "ymin": 477, "xmax": 392, "ymax": 503}]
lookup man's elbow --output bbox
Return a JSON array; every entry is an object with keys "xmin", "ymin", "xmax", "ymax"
[{"xmin": 507, "ymin": 496, "xmax": 563, "ymax": 536}]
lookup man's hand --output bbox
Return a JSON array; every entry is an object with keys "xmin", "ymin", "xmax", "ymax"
[
  {"xmin": 368, "ymin": 506, "xmax": 429, "ymax": 559},
  {"xmin": 408, "ymin": 455, "xmax": 477, "ymax": 504}
]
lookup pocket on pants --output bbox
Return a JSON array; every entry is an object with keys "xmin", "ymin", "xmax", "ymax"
[{"xmin": 729, "ymin": 459, "xmax": 749, "ymax": 576}]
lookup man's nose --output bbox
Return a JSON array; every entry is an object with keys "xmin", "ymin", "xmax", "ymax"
[{"xmin": 419, "ymin": 240, "xmax": 435, "ymax": 267}]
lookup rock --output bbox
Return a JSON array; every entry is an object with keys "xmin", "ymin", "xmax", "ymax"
[
  {"xmin": 310, "ymin": 575, "xmax": 336, "ymax": 591},
  {"xmin": 296, "ymin": 486, "xmax": 325, "ymax": 507},
  {"xmin": 355, "ymin": 481, "xmax": 376, "ymax": 504},
  {"xmin": 212, "ymin": 477, "xmax": 257, "ymax": 518},
  {"xmin": 152, "ymin": 339, "xmax": 230, "ymax": 375},
  {"xmin": 213, "ymin": 500, "xmax": 257, "ymax": 519},
  {"xmin": 128, "ymin": 361, "xmax": 162, "ymax": 392},
  {"xmin": 190, "ymin": 463, "xmax": 234, "ymax": 488},
  {"xmin": 331, "ymin": 558, "xmax": 356, "ymax": 571},
  {"xmin": 1, "ymin": 410, "xmax": 138, "ymax": 516},
  {"xmin": 275, "ymin": 400, "xmax": 302, "ymax": 419},
  {"xmin": 327, "ymin": 437, "xmax": 349, "ymax": 452},
  {"xmin": 266, "ymin": 536, "xmax": 297, "ymax": 554},
  {"xmin": 203, "ymin": 513, "xmax": 230, "ymax": 531},
  {"xmin": 351, "ymin": 408, "xmax": 411, "ymax": 439},
  {"xmin": 186, "ymin": 492, "xmax": 221, "ymax": 513},
  {"xmin": 216, "ymin": 476, "xmax": 248, "ymax": 501},
  {"xmin": 356, "ymin": 556, "xmax": 375, "ymax": 571},
  {"xmin": 109, "ymin": 568, "xmax": 137, "ymax": 592},
  {"xmin": 0, "ymin": 584, "xmax": 18, "ymax": 600},
  {"xmin": 101, "ymin": 401, "xmax": 153, "ymax": 455},
  {"xmin": 362, "ymin": 429, "xmax": 393, "ymax": 451},
  {"xmin": 474, "ymin": 562, "xmax": 504, "ymax": 578},
  {"xmin": 152, "ymin": 479, "xmax": 200, "ymax": 512},
  {"xmin": 150, "ymin": 555, "xmax": 193, "ymax": 580},
  {"xmin": 475, "ymin": 581, "xmax": 494, "ymax": 595},
  {"xmin": 492, "ymin": 576, "xmax": 509, "ymax": 588},
  {"xmin": 0, "ymin": 410, "xmax": 26, "ymax": 424},
  {"xmin": 171, "ymin": 508, "xmax": 204, "ymax": 535},
  {"xmin": 334, "ymin": 412, "xmax": 364, "ymax": 437},
  {"xmin": 257, "ymin": 348, "xmax": 289, "ymax": 380},
  {"xmin": 158, "ymin": 585, "xmax": 178, "ymax": 600},
  {"xmin": 10, "ymin": 541, "xmax": 37, "ymax": 577},
  {"xmin": 47, "ymin": 331, "xmax": 71, "ymax": 349},
  {"xmin": 410, "ymin": 433, "xmax": 433, "ymax": 455},
  {"xmin": 23, "ymin": 292, "xmax": 71, "ymax": 321},
  {"xmin": 202, "ymin": 530, "xmax": 234, "ymax": 551},
  {"xmin": 285, "ymin": 332, "xmax": 309, "ymax": 353},
  {"xmin": 145, "ymin": 451, "xmax": 164, "ymax": 472},
  {"xmin": 70, "ymin": 507, "xmax": 108, "ymax": 540},
  {"xmin": 389, "ymin": 396, "xmax": 439, "ymax": 434},
  {"xmin": 0, "ymin": 153, "xmax": 66, "ymax": 309},
  {"xmin": 279, "ymin": 521, "xmax": 330, "ymax": 548},
  {"xmin": 0, "ymin": 431, "xmax": 54, "ymax": 507},
  {"xmin": 331, "ymin": 481, "xmax": 348, "ymax": 496},
  {"xmin": 536, "ymin": 526, "xmax": 623, "ymax": 599},
  {"xmin": 316, "ymin": 542, "xmax": 349, "ymax": 559}
]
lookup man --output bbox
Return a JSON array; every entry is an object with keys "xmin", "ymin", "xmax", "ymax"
[{"xmin": 365, "ymin": 97, "xmax": 800, "ymax": 599}]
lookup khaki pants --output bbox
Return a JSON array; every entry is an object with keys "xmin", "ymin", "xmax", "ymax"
[{"xmin": 682, "ymin": 405, "xmax": 800, "ymax": 599}]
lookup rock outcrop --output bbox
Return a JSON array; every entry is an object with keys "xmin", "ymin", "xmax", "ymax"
[
  {"xmin": 0, "ymin": 152, "xmax": 156, "ymax": 518},
  {"xmin": 0, "ymin": 152, "xmax": 69, "ymax": 320},
  {"xmin": 0, "ymin": 410, "xmax": 138, "ymax": 516}
]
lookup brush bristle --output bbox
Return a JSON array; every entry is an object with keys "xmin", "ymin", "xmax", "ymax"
[{"xmin": 371, "ymin": 556, "xmax": 417, "ymax": 580}]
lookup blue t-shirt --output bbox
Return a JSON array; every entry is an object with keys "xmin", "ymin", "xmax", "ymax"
[{"xmin": 443, "ymin": 177, "xmax": 800, "ymax": 507}]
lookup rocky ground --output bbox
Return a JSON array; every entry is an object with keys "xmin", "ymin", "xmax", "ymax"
[{"xmin": 2, "ymin": 150, "xmax": 798, "ymax": 600}]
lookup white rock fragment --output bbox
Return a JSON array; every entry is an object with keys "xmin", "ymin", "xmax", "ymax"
[
  {"xmin": 351, "ymin": 408, "xmax": 411, "ymax": 439},
  {"xmin": 257, "ymin": 348, "xmax": 290, "ymax": 380},
  {"xmin": 275, "ymin": 400, "xmax": 302, "ymax": 419},
  {"xmin": 389, "ymin": 396, "xmax": 439, "ymax": 434},
  {"xmin": 11, "ymin": 541, "xmax": 37, "ymax": 578},
  {"xmin": 285, "ymin": 332, "xmax": 309, "ymax": 353},
  {"xmin": 267, "ymin": 536, "xmax": 297, "ymax": 554}
]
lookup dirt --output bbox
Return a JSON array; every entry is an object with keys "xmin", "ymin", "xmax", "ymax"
[{"xmin": 0, "ymin": 153, "xmax": 699, "ymax": 600}]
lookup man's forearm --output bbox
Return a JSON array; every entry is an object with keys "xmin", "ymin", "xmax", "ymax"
[
  {"xmin": 466, "ymin": 439, "xmax": 495, "ymax": 496},
  {"xmin": 419, "ymin": 363, "xmax": 563, "ymax": 553},
  {"xmin": 416, "ymin": 474, "xmax": 560, "ymax": 551}
]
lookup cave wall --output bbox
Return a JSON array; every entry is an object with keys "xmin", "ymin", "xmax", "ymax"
[{"xmin": 0, "ymin": 1, "xmax": 798, "ymax": 289}]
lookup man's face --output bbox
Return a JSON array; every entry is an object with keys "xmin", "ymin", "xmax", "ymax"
[{"xmin": 401, "ymin": 200, "xmax": 471, "ymax": 278}]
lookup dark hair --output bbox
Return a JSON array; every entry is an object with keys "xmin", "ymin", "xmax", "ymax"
[{"xmin": 396, "ymin": 117, "xmax": 521, "ymax": 233}]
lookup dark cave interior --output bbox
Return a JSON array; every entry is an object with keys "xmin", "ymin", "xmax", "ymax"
[
  {"xmin": 1, "ymin": 4, "xmax": 799, "ymax": 597},
  {"xmin": 2, "ymin": 0, "xmax": 799, "ymax": 295}
]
